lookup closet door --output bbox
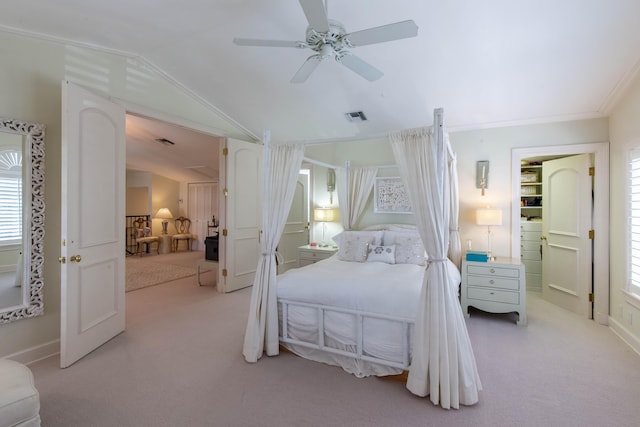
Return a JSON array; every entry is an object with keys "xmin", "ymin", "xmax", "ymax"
[{"xmin": 188, "ymin": 182, "xmax": 218, "ymax": 251}]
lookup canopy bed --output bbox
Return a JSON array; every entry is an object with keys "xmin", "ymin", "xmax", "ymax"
[{"xmin": 242, "ymin": 109, "xmax": 481, "ymax": 409}]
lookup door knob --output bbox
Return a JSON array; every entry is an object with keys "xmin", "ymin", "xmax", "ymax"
[{"xmin": 70, "ymin": 255, "xmax": 82, "ymax": 263}]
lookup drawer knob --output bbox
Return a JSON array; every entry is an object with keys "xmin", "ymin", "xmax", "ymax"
[
  {"xmin": 489, "ymin": 279, "xmax": 495, "ymax": 285},
  {"xmin": 490, "ymin": 268, "xmax": 495, "ymax": 273}
]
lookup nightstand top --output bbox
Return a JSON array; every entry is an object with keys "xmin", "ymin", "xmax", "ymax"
[
  {"xmin": 299, "ymin": 244, "xmax": 338, "ymax": 252},
  {"xmin": 464, "ymin": 257, "xmax": 522, "ymax": 266}
]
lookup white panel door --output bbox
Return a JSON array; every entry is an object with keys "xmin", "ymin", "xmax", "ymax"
[
  {"xmin": 542, "ymin": 154, "xmax": 593, "ymax": 317},
  {"xmin": 60, "ymin": 81, "xmax": 126, "ymax": 367},
  {"xmin": 218, "ymin": 138, "xmax": 261, "ymax": 293},
  {"xmin": 278, "ymin": 172, "xmax": 310, "ymax": 274},
  {"xmin": 188, "ymin": 182, "xmax": 218, "ymax": 251}
]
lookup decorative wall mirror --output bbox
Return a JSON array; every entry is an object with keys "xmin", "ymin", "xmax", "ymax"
[{"xmin": 0, "ymin": 118, "xmax": 45, "ymax": 323}]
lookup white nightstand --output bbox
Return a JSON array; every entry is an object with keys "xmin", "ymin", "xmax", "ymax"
[
  {"xmin": 297, "ymin": 245, "xmax": 338, "ymax": 267},
  {"xmin": 461, "ymin": 257, "xmax": 527, "ymax": 326}
]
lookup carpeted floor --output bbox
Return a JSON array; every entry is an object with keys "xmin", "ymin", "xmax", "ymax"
[
  {"xmin": 27, "ymin": 275, "xmax": 640, "ymax": 427},
  {"xmin": 125, "ymin": 252, "xmax": 200, "ymax": 292}
]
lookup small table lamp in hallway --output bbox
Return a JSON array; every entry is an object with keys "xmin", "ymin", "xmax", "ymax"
[
  {"xmin": 155, "ymin": 207, "xmax": 174, "ymax": 235},
  {"xmin": 476, "ymin": 207, "xmax": 502, "ymax": 261}
]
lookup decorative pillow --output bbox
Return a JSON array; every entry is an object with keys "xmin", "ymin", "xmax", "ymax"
[
  {"xmin": 332, "ymin": 230, "xmax": 383, "ymax": 248},
  {"xmin": 394, "ymin": 235, "xmax": 427, "ymax": 266},
  {"xmin": 337, "ymin": 235, "xmax": 373, "ymax": 262},
  {"xmin": 366, "ymin": 245, "xmax": 396, "ymax": 264},
  {"xmin": 382, "ymin": 230, "xmax": 421, "ymax": 246}
]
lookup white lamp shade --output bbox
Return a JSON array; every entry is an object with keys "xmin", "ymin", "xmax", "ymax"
[
  {"xmin": 476, "ymin": 208, "xmax": 502, "ymax": 226},
  {"xmin": 314, "ymin": 207, "xmax": 335, "ymax": 222},
  {"xmin": 155, "ymin": 208, "xmax": 174, "ymax": 220}
]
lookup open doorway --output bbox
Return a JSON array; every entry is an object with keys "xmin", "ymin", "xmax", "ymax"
[
  {"xmin": 511, "ymin": 142, "xmax": 610, "ymax": 325},
  {"xmin": 124, "ymin": 114, "xmax": 222, "ymax": 292}
]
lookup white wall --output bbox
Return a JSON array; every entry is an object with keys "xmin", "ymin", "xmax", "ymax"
[
  {"xmin": 306, "ymin": 120, "xmax": 608, "ymax": 254},
  {"xmin": 609, "ymin": 71, "xmax": 640, "ymax": 350},
  {"xmin": 450, "ymin": 119, "xmax": 609, "ymax": 257},
  {"xmin": 0, "ymin": 30, "xmax": 251, "ymax": 361}
]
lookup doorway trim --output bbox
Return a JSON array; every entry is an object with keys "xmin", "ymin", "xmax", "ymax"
[{"xmin": 511, "ymin": 142, "xmax": 610, "ymax": 325}]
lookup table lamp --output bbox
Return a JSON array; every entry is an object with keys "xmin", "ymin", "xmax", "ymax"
[
  {"xmin": 155, "ymin": 208, "xmax": 174, "ymax": 235},
  {"xmin": 476, "ymin": 207, "xmax": 502, "ymax": 261},
  {"xmin": 313, "ymin": 207, "xmax": 335, "ymax": 247}
]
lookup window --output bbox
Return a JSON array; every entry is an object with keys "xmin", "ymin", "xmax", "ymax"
[
  {"xmin": 0, "ymin": 150, "xmax": 22, "ymax": 245},
  {"xmin": 629, "ymin": 148, "xmax": 640, "ymax": 295}
]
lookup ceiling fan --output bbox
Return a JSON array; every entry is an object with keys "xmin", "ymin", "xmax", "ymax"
[{"xmin": 233, "ymin": 0, "xmax": 419, "ymax": 83}]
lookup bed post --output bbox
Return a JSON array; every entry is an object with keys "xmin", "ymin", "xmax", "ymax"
[{"xmin": 433, "ymin": 108, "xmax": 444, "ymax": 146}]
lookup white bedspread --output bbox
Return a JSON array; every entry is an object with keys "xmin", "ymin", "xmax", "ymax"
[
  {"xmin": 277, "ymin": 256, "xmax": 461, "ymax": 377},
  {"xmin": 278, "ymin": 256, "xmax": 430, "ymax": 318}
]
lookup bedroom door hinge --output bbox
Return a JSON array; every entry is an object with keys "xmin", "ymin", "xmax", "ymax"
[
  {"xmin": 589, "ymin": 293, "xmax": 595, "ymax": 302},
  {"xmin": 589, "ymin": 229, "xmax": 594, "ymax": 239},
  {"xmin": 223, "ymin": 188, "xmax": 228, "ymax": 197},
  {"xmin": 222, "ymin": 147, "xmax": 228, "ymax": 156},
  {"xmin": 222, "ymin": 229, "xmax": 228, "ymax": 237},
  {"xmin": 222, "ymin": 268, "xmax": 227, "ymax": 277},
  {"xmin": 589, "ymin": 166, "xmax": 595, "ymax": 176}
]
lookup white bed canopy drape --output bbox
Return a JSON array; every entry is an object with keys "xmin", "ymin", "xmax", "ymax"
[
  {"xmin": 242, "ymin": 137, "xmax": 305, "ymax": 362},
  {"xmin": 336, "ymin": 163, "xmax": 379, "ymax": 230},
  {"xmin": 447, "ymin": 140, "xmax": 462, "ymax": 269},
  {"xmin": 389, "ymin": 109, "xmax": 481, "ymax": 409}
]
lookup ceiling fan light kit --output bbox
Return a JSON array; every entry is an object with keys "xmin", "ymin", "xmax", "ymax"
[{"xmin": 233, "ymin": 0, "xmax": 418, "ymax": 83}]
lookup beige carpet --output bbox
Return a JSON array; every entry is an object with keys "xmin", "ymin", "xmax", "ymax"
[{"xmin": 125, "ymin": 256, "xmax": 197, "ymax": 292}]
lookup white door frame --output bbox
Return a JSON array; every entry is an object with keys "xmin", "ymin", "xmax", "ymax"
[{"xmin": 511, "ymin": 142, "xmax": 610, "ymax": 325}]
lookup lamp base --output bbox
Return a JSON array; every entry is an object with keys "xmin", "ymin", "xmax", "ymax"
[{"xmin": 161, "ymin": 221, "xmax": 168, "ymax": 235}]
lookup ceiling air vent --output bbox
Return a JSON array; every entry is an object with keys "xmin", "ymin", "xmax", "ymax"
[
  {"xmin": 154, "ymin": 137, "xmax": 175, "ymax": 146},
  {"xmin": 345, "ymin": 111, "xmax": 367, "ymax": 122}
]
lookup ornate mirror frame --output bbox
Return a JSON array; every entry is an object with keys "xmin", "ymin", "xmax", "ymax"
[{"xmin": 0, "ymin": 117, "xmax": 45, "ymax": 323}]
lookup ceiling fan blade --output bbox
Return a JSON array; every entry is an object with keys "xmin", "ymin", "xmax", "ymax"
[
  {"xmin": 337, "ymin": 54, "xmax": 383, "ymax": 81},
  {"xmin": 233, "ymin": 38, "xmax": 305, "ymax": 48},
  {"xmin": 299, "ymin": 0, "xmax": 330, "ymax": 33},
  {"xmin": 291, "ymin": 55, "xmax": 322, "ymax": 83},
  {"xmin": 347, "ymin": 20, "xmax": 419, "ymax": 47}
]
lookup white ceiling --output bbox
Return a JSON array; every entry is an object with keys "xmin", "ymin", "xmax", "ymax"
[{"xmin": 2, "ymin": 0, "xmax": 640, "ymax": 180}]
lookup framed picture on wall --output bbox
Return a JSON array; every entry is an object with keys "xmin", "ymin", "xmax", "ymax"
[{"xmin": 374, "ymin": 177, "xmax": 412, "ymax": 214}]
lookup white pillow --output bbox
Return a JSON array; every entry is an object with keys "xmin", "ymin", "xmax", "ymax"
[
  {"xmin": 333, "ymin": 230, "xmax": 383, "ymax": 247},
  {"xmin": 337, "ymin": 234, "xmax": 373, "ymax": 262},
  {"xmin": 394, "ymin": 235, "xmax": 426, "ymax": 266},
  {"xmin": 366, "ymin": 245, "xmax": 396, "ymax": 264},
  {"xmin": 382, "ymin": 230, "xmax": 421, "ymax": 246}
]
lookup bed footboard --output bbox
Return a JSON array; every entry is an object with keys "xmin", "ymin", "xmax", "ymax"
[{"xmin": 279, "ymin": 299, "xmax": 413, "ymax": 370}]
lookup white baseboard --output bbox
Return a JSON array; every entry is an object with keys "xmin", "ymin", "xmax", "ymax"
[
  {"xmin": 4, "ymin": 340, "xmax": 59, "ymax": 365},
  {"xmin": 609, "ymin": 317, "xmax": 640, "ymax": 357}
]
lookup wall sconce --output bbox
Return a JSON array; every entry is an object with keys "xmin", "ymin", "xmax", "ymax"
[
  {"xmin": 327, "ymin": 168, "xmax": 336, "ymax": 204},
  {"xmin": 314, "ymin": 207, "xmax": 335, "ymax": 247},
  {"xmin": 155, "ymin": 207, "xmax": 174, "ymax": 235},
  {"xmin": 476, "ymin": 161, "xmax": 489, "ymax": 196},
  {"xmin": 476, "ymin": 207, "xmax": 502, "ymax": 261}
]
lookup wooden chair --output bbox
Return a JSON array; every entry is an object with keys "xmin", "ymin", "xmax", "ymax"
[
  {"xmin": 172, "ymin": 217, "xmax": 195, "ymax": 251},
  {"xmin": 133, "ymin": 217, "xmax": 160, "ymax": 256}
]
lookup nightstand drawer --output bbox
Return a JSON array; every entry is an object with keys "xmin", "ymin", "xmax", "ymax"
[
  {"xmin": 467, "ymin": 287, "xmax": 519, "ymax": 305},
  {"xmin": 467, "ymin": 265, "xmax": 520, "ymax": 279},
  {"xmin": 299, "ymin": 251, "xmax": 324, "ymax": 260},
  {"xmin": 297, "ymin": 245, "xmax": 338, "ymax": 267},
  {"xmin": 466, "ymin": 275, "xmax": 520, "ymax": 291}
]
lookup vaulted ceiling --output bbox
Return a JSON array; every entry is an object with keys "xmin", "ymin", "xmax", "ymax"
[{"xmin": 3, "ymin": 0, "xmax": 640, "ymax": 180}]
